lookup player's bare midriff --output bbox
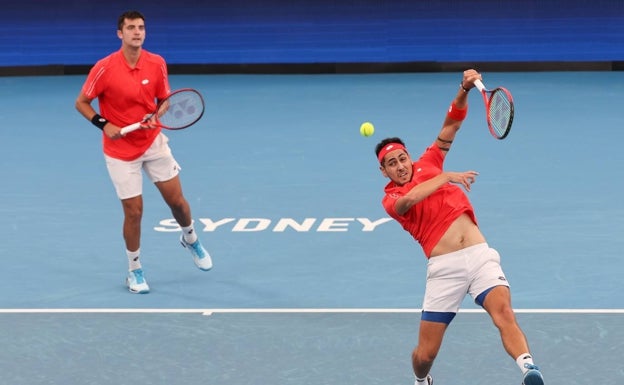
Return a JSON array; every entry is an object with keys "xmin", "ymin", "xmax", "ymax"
[{"xmin": 429, "ymin": 213, "xmax": 486, "ymax": 258}]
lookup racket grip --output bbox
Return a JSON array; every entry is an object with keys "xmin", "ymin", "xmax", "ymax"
[
  {"xmin": 120, "ymin": 122, "xmax": 142, "ymax": 135},
  {"xmin": 474, "ymin": 79, "xmax": 486, "ymax": 92}
]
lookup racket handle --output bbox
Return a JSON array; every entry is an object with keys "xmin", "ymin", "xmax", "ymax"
[
  {"xmin": 474, "ymin": 79, "xmax": 486, "ymax": 92},
  {"xmin": 120, "ymin": 122, "xmax": 142, "ymax": 135}
]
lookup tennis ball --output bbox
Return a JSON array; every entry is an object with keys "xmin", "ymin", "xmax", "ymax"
[{"xmin": 360, "ymin": 122, "xmax": 375, "ymax": 137}]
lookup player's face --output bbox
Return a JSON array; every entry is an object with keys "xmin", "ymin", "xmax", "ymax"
[
  {"xmin": 380, "ymin": 149, "xmax": 412, "ymax": 185},
  {"xmin": 117, "ymin": 18, "xmax": 146, "ymax": 48}
]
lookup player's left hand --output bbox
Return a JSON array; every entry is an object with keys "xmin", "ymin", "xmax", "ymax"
[{"xmin": 448, "ymin": 170, "xmax": 479, "ymax": 191}]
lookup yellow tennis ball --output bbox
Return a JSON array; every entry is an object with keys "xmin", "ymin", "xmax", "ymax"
[{"xmin": 360, "ymin": 122, "xmax": 375, "ymax": 137}]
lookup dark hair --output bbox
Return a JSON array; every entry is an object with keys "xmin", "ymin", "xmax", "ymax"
[
  {"xmin": 117, "ymin": 10, "xmax": 145, "ymax": 31},
  {"xmin": 375, "ymin": 137, "xmax": 406, "ymax": 163}
]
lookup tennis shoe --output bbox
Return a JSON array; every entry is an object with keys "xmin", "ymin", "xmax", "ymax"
[
  {"xmin": 126, "ymin": 268, "xmax": 149, "ymax": 294},
  {"xmin": 180, "ymin": 235, "xmax": 213, "ymax": 271},
  {"xmin": 522, "ymin": 364, "xmax": 544, "ymax": 385}
]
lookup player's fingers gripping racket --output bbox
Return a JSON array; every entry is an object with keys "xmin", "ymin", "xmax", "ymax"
[
  {"xmin": 473, "ymin": 79, "xmax": 514, "ymax": 140},
  {"xmin": 120, "ymin": 88, "xmax": 205, "ymax": 135}
]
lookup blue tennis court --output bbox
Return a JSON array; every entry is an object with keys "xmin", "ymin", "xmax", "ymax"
[{"xmin": 1, "ymin": 71, "xmax": 623, "ymax": 384}]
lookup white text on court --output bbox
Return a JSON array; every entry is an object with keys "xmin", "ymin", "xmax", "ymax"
[{"xmin": 154, "ymin": 217, "xmax": 393, "ymax": 232}]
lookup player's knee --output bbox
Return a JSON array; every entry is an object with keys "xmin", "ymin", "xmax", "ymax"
[
  {"xmin": 491, "ymin": 305, "xmax": 518, "ymax": 330},
  {"xmin": 122, "ymin": 204, "xmax": 143, "ymax": 222},
  {"xmin": 412, "ymin": 347, "xmax": 437, "ymax": 367}
]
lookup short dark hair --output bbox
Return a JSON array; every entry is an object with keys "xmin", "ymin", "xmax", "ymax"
[
  {"xmin": 375, "ymin": 137, "xmax": 406, "ymax": 164},
  {"xmin": 117, "ymin": 10, "xmax": 145, "ymax": 31}
]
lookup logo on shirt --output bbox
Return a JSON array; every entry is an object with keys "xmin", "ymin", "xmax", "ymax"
[{"xmin": 141, "ymin": 79, "xmax": 149, "ymax": 85}]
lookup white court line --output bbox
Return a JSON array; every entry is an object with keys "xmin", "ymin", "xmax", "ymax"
[{"xmin": 0, "ymin": 308, "xmax": 623, "ymax": 315}]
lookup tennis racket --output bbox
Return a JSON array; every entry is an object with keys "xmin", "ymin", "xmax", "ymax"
[
  {"xmin": 473, "ymin": 79, "xmax": 514, "ymax": 140},
  {"xmin": 120, "ymin": 88, "xmax": 205, "ymax": 135}
]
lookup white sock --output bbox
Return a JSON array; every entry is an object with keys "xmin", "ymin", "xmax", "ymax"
[
  {"xmin": 181, "ymin": 223, "xmax": 198, "ymax": 244},
  {"xmin": 127, "ymin": 248, "xmax": 141, "ymax": 271},
  {"xmin": 516, "ymin": 353, "xmax": 535, "ymax": 374},
  {"xmin": 415, "ymin": 375, "xmax": 430, "ymax": 384}
]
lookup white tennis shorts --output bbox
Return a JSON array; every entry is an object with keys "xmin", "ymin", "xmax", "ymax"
[
  {"xmin": 422, "ymin": 243, "xmax": 509, "ymax": 314},
  {"xmin": 104, "ymin": 133, "xmax": 181, "ymax": 200}
]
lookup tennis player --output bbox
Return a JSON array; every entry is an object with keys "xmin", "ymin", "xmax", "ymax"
[
  {"xmin": 75, "ymin": 10, "xmax": 212, "ymax": 294},
  {"xmin": 375, "ymin": 69, "xmax": 544, "ymax": 385}
]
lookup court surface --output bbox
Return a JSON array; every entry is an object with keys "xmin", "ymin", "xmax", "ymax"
[{"xmin": 0, "ymin": 71, "xmax": 622, "ymax": 384}]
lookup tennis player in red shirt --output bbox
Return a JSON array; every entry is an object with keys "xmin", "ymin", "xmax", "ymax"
[
  {"xmin": 75, "ymin": 10, "xmax": 212, "ymax": 294},
  {"xmin": 375, "ymin": 69, "xmax": 544, "ymax": 385}
]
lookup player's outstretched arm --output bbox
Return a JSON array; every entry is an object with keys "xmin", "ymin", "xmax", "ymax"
[{"xmin": 435, "ymin": 69, "xmax": 482, "ymax": 155}]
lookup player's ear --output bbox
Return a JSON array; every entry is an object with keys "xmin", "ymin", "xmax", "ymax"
[
  {"xmin": 117, "ymin": 30, "xmax": 123, "ymax": 39},
  {"xmin": 379, "ymin": 165, "xmax": 388, "ymax": 178}
]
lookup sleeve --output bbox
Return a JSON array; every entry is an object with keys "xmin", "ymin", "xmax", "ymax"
[
  {"xmin": 156, "ymin": 55, "xmax": 170, "ymax": 99},
  {"xmin": 81, "ymin": 60, "xmax": 107, "ymax": 99},
  {"xmin": 417, "ymin": 144, "xmax": 444, "ymax": 169},
  {"xmin": 382, "ymin": 193, "xmax": 401, "ymax": 219}
]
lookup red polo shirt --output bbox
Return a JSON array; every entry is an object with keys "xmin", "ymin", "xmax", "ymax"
[
  {"xmin": 82, "ymin": 49, "xmax": 170, "ymax": 161},
  {"xmin": 382, "ymin": 145, "xmax": 477, "ymax": 258}
]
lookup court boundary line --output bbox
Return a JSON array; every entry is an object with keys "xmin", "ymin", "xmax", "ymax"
[{"xmin": 0, "ymin": 308, "xmax": 623, "ymax": 315}]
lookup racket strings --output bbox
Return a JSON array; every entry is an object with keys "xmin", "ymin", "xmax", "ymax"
[
  {"xmin": 158, "ymin": 91, "xmax": 204, "ymax": 129},
  {"xmin": 488, "ymin": 91, "xmax": 513, "ymax": 137}
]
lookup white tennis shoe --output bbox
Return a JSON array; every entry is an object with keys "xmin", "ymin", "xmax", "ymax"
[
  {"xmin": 180, "ymin": 235, "xmax": 213, "ymax": 271},
  {"xmin": 522, "ymin": 364, "xmax": 544, "ymax": 385},
  {"xmin": 126, "ymin": 268, "xmax": 150, "ymax": 294}
]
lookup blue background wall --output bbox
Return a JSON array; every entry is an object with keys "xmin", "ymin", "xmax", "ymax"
[{"xmin": 2, "ymin": 0, "xmax": 623, "ymax": 68}]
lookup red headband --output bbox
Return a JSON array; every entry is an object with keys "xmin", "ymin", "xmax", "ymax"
[{"xmin": 377, "ymin": 143, "xmax": 407, "ymax": 164}]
